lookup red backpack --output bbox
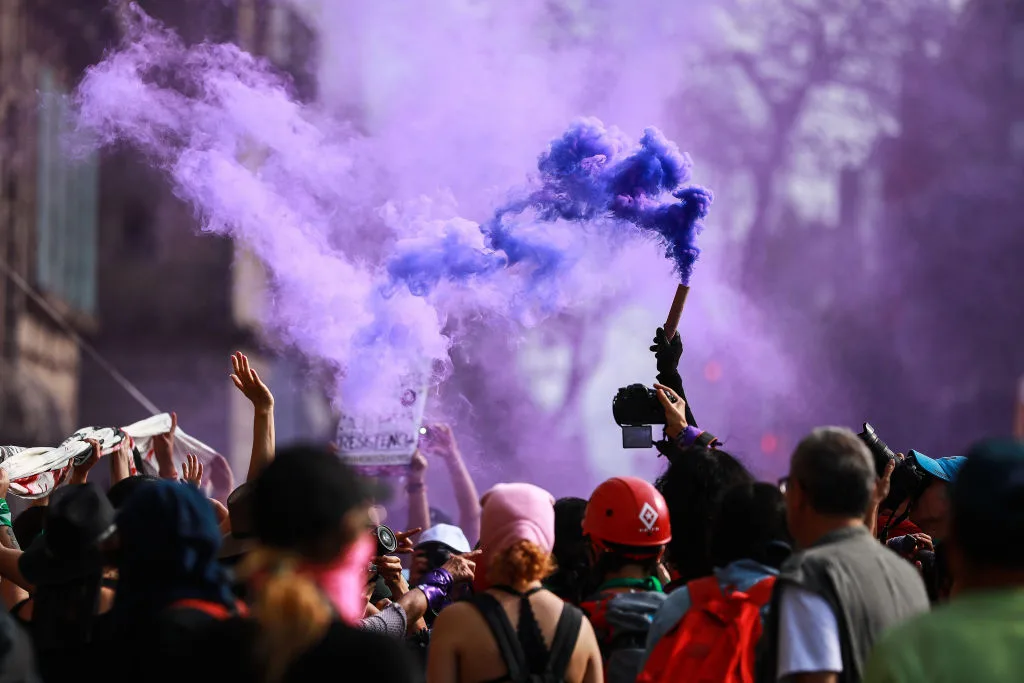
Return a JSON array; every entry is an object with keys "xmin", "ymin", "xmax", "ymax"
[{"xmin": 637, "ymin": 575, "xmax": 776, "ymax": 683}]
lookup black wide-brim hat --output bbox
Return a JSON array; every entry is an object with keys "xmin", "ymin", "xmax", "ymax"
[
  {"xmin": 19, "ymin": 533, "xmax": 107, "ymax": 586},
  {"xmin": 219, "ymin": 483, "xmax": 258, "ymax": 560},
  {"xmin": 19, "ymin": 483, "xmax": 115, "ymax": 586}
]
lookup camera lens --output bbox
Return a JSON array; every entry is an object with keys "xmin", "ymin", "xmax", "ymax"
[
  {"xmin": 375, "ymin": 525, "xmax": 398, "ymax": 555},
  {"xmin": 858, "ymin": 423, "xmax": 896, "ymax": 477}
]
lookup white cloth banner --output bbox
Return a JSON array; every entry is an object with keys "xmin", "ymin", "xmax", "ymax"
[{"xmin": 0, "ymin": 413, "xmax": 233, "ymax": 500}]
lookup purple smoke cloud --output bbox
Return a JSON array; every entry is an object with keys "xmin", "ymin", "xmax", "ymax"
[
  {"xmin": 484, "ymin": 120, "xmax": 712, "ymax": 284},
  {"xmin": 387, "ymin": 118, "xmax": 713, "ymax": 299},
  {"xmin": 72, "ymin": 7, "xmax": 712, "ymax": 411}
]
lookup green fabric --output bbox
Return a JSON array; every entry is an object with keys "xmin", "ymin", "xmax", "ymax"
[
  {"xmin": 0, "ymin": 499, "xmax": 10, "ymax": 528},
  {"xmin": 597, "ymin": 576, "xmax": 663, "ymax": 593},
  {"xmin": 864, "ymin": 588, "xmax": 1024, "ymax": 683}
]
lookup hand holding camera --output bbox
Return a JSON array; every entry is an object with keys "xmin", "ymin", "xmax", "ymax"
[
  {"xmin": 865, "ymin": 458, "xmax": 896, "ymax": 537},
  {"xmin": 613, "ymin": 384, "xmax": 666, "ymax": 448},
  {"xmin": 368, "ymin": 524, "xmax": 399, "ymax": 577},
  {"xmin": 857, "ymin": 423, "xmax": 927, "ymax": 510},
  {"xmin": 886, "ymin": 533, "xmax": 937, "ymax": 586},
  {"xmin": 654, "ymin": 383, "xmax": 688, "ymax": 439},
  {"xmin": 374, "ymin": 554, "xmax": 406, "ymax": 593},
  {"xmin": 887, "ymin": 533, "xmax": 934, "ymax": 557},
  {"xmin": 614, "ymin": 324, "xmax": 705, "ymax": 449},
  {"xmin": 613, "ymin": 382, "xmax": 699, "ymax": 448},
  {"xmin": 856, "ymin": 423, "xmax": 934, "ymax": 539}
]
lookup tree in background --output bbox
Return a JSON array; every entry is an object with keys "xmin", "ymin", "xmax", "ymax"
[
  {"xmin": 669, "ymin": 0, "xmax": 958, "ymax": 294},
  {"xmin": 876, "ymin": 0, "xmax": 1024, "ymax": 450}
]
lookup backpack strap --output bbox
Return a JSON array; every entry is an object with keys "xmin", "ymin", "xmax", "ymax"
[
  {"xmin": 686, "ymin": 576, "xmax": 722, "ymax": 608},
  {"xmin": 170, "ymin": 598, "xmax": 249, "ymax": 619},
  {"xmin": 741, "ymin": 576, "xmax": 777, "ymax": 606},
  {"xmin": 493, "ymin": 585, "xmax": 545, "ymax": 598},
  {"xmin": 471, "ymin": 592, "xmax": 528, "ymax": 683},
  {"xmin": 545, "ymin": 604, "xmax": 583, "ymax": 680}
]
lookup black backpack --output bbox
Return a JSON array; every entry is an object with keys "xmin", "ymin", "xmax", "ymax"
[{"xmin": 470, "ymin": 591, "xmax": 583, "ymax": 683}]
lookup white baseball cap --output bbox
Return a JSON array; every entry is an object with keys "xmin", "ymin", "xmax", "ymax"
[{"xmin": 415, "ymin": 523, "xmax": 471, "ymax": 553}]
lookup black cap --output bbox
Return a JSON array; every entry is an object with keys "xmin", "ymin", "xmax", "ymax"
[
  {"xmin": 19, "ymin": 484, "xmax": 116, "ymax": 585},
  {"xmin": 951, "ymin": 439, "xmax": 1024, "ymax": 569},
  {"xmin": 252, "ymin": 444, "xmax": 372, "ymax": 553}
]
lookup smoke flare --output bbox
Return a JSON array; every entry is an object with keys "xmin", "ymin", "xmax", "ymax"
[{"xmin": 72, "ymin": 8, "xmax": 711, "ymax": 411}]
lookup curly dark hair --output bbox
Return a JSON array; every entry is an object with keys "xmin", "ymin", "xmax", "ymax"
[
  {"xmin": 710, "ymin": 482, "xmax": 791, "ymax": 569},
  {"xmin": 655, "ymin": 444, "xmax": 754, "ymax": 583},
  {"xmin": 545, "ymin": 497, "xmax": 596, "ymax": 605}
]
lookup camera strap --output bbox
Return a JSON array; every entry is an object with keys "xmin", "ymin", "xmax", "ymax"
[{"xmin": 879, "ymin": 500, "xmax": 915, "ymax": 543}]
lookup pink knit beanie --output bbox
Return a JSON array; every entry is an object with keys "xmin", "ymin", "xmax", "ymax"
[
  {"xmin": 473, "ymin": 483, "xmax": 556, "ymax": 592},
  {"xmin": 480, "ymin": 483, "xmax": 556, "ymax": 555}
]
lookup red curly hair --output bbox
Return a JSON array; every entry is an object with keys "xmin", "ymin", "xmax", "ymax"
[{"xmin": 487, "ymin": 540, "xmax": 557, "ymax": 586}]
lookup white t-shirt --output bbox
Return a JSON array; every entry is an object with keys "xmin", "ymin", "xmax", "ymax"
[{"xmin": 776, "ymin": 585, "xmax": 844, "ymax": 680}]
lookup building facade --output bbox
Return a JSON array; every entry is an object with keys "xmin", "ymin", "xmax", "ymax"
[
  {"xmin": 1, "ymin": 0, "xmax": 325, "ymax": 477},
  {"xmin": 0, "ymin": 0, "xmax": 116, "ymax": 447},
  {"xmin": 74, "ymin": 0, "xmax": 327, "ymax": 477}
]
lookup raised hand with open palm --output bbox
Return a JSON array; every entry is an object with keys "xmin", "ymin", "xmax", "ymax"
[{"xmin": 230, "ymin": 352, "xmax": 274, "ymax": 412}]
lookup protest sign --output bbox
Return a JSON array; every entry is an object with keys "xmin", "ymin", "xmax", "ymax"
[{"xmin": 336, "ymin": 383, "xmax": 429, "ymax": 474}]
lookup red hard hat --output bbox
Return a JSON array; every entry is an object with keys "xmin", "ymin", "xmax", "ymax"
[{"xmin": 583, "ymin": 476, "xmax": 671, "ymax": 550}]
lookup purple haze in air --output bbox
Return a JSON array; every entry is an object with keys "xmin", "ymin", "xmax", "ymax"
[{"xmin": 72, "ymin": 7, "xmax": 711, "ymax": 413}]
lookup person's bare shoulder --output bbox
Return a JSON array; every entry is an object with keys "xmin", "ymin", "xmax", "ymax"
[
  {"xmin": 576, "ymin": 612, "xmax": 599, "ymax": 648},
  {"xmin": 433, "ymin": 600, "xmax": 485, "ymax": 634}
]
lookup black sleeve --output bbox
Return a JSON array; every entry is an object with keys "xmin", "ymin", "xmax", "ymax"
[{"xmin": 655, "ymin": 369, "xmax": 697, "ymax": 428}]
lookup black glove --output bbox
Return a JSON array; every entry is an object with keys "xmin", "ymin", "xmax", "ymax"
[
  {"xmin": 650, "ymin": 327, "xmax": 697, "ymax": 428},
  {"xmin": 650, "ymin": 327, "xmax": 683, "ymax": 376}
]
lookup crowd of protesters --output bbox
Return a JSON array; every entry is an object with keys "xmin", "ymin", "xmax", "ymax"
[{"xmin": 0, "ymin": 334, "xmax": 1022, "ymax": 683}]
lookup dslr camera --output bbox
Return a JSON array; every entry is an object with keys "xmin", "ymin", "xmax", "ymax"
[
  {"xmin": 886, "ymin": 534, "xmax": 942, "ymax": 602},
  {"xmin": 613, "ymin": 384, "xmax": 666, "ymax": 449},
  {"xmin": 856, "ymin": 423, "xmax": 932, "ymax": 533}
]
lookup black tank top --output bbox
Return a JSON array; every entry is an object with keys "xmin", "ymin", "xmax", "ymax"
[{"xmin": 470, "ymin": 586, "xmax": 583, "ymax": 683}]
